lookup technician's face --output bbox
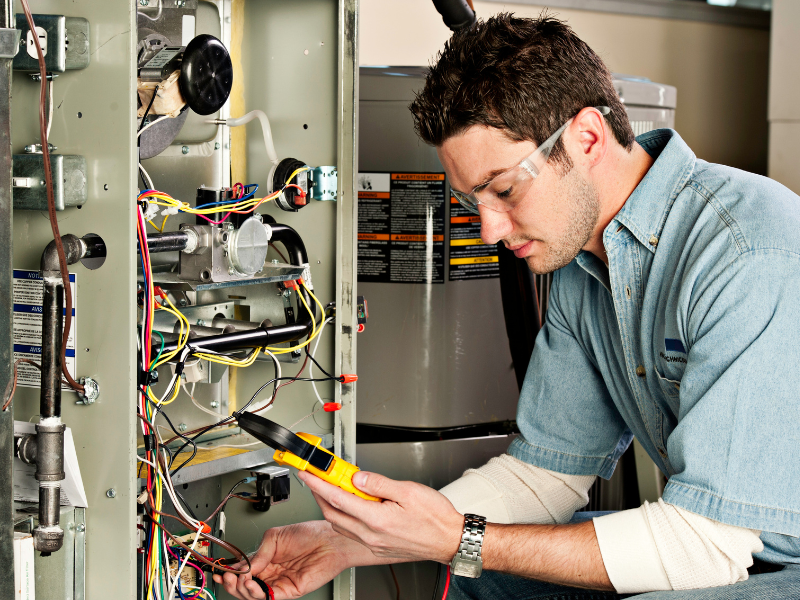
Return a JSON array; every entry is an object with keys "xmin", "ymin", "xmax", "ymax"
[{"xmin": 438, "ymin": 125, "xmax": 600, "ymax": 275}]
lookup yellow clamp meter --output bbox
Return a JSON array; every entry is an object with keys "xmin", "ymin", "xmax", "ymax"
[{"xmin": 237, "ymin": 412, "xmax": 380, "ymax": 502}]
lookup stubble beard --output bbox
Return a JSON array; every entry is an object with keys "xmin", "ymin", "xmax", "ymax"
[{"xmin": 524, "ymin": 168, "xmax": 600, "ymax": 275}]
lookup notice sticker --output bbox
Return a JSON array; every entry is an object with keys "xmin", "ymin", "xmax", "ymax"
[
  {"xmin": 12, "ymin": 270, "xmax": 77, "ymax": 390},
  {"xmin": 357, "ymin": 172, "xmax": 445, "ymax": 284},
  {"xmin": 448, "ymin": 197, "xmax": 499, "ymax": 280}
]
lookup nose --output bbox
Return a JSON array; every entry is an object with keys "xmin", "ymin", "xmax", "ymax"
[{"xmin": 479, "ymin": 205, "xmax": 513, "ymax": 245}]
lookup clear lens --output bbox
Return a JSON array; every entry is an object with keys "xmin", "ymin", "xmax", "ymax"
[{"xmin": 448, "ymin": 108, "xmax": 607, "ymax": 216}]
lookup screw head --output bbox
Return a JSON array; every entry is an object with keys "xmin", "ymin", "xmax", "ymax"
[
  {"xmin": 76, "ymin": 524, "xmax": 85, "ymax": 532},
  {"xmin": 214, "ymin": 142, "xmax": 220, "ymax": 150},
  {"xmin": 181, "ymin": 145, "xmax": 190, "ymax": 155},
  {"xmin": 282, "ymin": 289, "xmax": 290, "ymax": 298},
  {"xmin": 178, "ymin": 423, "xmax": 187, "ymax": 432},
  {"xmin": 196, "ymin": 319, "xmax": 206, "ymax": 326},
  {"xmin": 271, "ymin": 259, "xmax": 279, "ymax": 264},
  {"xmin": 139, "ymin": 0, "xmax": 148, "ymax": 5},
  {"xmin": 179, "ymin": 299, "xmax": 188, "ymax": 307},
  {"xmin": 24, "ymin": 144, "xmax": 36, "ymax": 153},
  {"xmin": 106, "ymin": 488, "xmax": 116, "ymax": 498},
  {"xmin": 210, "ymin": 401, "xmax": 220, "ymax": 409}
]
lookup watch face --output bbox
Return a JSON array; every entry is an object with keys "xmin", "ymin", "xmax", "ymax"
[{"xmin": 452, "ymin": 559, "xmax": 482, "ymax": 578}]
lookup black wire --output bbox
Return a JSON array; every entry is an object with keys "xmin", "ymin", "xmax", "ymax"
[
  {"xmin": 138, "ymin": 83, "xmax": 159, "ymax": 132},
  {"xmin": 431, "ymin": 563, "xmax": 442, "ymax": 600},
  {"xmin": 305, "ymin": 345, "xmax": 334, "ymax": 379},
  {"xmin": 154, "ymin": 405, "xmax": 198, "ymax": 473},
  {"xmin": 174, "ymin": 490, "xmax": 198, "ymax": 521}
]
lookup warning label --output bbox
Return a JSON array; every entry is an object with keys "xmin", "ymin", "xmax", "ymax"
[
  {"xmin": 12, "ymin": 270, "xmax": 77, "ymax": 389},
  {"xmin": 357, "ymin": 172, "xmax": 445, "ymax": 284},
  {"xmin": 449, "ymin": 197, "xmax": 499, "ymax": 280}
]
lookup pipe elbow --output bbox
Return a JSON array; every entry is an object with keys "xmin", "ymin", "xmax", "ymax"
[{"xmin": 40, "ymin": 234, "xmax": 86, "ymax": 278}]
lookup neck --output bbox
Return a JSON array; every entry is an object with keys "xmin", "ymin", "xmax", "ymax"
[{"xmin": 583, "ymin": 142, "xmax": 655, "ymax": 264}]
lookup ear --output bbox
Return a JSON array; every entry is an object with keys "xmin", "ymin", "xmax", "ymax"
[{"xmin": 569, "ymin": 107, "xmax": 608, "ymax": 168}]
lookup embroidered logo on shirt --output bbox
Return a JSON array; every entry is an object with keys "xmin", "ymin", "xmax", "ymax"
[{"xmin": 664, "ymin": 338, "xmax": 686, "ymax": 353}]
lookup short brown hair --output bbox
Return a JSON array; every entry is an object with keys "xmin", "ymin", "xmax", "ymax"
[{"xmin": 410, "ymin": 13, "xmax": 635, "ymax": 166}]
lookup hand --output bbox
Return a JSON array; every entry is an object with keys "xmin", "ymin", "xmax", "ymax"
[
  {"xmin": 212, "ymin": 520, "xmax": 362, "ymax": 600},
  {"xmin": 298, "ymin": 469, "xmax": 464, "ymax": 564}
]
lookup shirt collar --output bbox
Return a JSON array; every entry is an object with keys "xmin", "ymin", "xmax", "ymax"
[{"xmin": 605, "ymin": 129, "xmax": 696, "ymax": 254}]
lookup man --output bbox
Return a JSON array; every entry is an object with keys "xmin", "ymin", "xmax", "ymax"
[{"xmin": 217, "ymin": 14, "xmax": 800, "ymax": 600}]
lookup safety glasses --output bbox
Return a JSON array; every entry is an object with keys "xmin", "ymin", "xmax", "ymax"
[{"xmin": 451, "ymin": 106, "xmax": 610, "ymax": 215}]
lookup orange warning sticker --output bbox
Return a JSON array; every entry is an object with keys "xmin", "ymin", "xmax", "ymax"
[{"xmin": 391, "ymin": 173, "xmax": 445, "ymax": 181}]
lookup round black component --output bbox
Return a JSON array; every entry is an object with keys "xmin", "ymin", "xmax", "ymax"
[
  {"xmin": 237, "ymin": 412, "xmax": 310, "ymax": 457},
  {"xmin": 273, "ymin": 158, "xmax": 310, "ymax": 212},
  {"xmin": 179, "ymin": 34, "xmax": 233, "ymax": 116}
]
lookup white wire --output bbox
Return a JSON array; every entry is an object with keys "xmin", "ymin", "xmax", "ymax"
[
  {"xmin": 137, "ymin": 456, "xmax": 157, "ymax": 469},
  {"xmin": 310, "ymin": 318, "xmax": 333, "ymax": 406},
  {"xmin": 197, "ymin": 440, "xmax": 261, "ymax": 450},
  {"xmin": 168, "ymin": 525, "xmax": 202, "ymax": 600},
  {"xmin": 183, "ymin": 381, "xmax": 222, "ymax": 417},
  {"xmin": 46, "ymin": 79, "xmax": 54, "ymax": 140},
  {"xmin": 137, "ymin": 0, "xmax": 162, "ymax": 21},
  {"xmin": 138, "ymin": 115, "xmax": 169, "ymax": 137},
  {"xmin": 139, "ymin": 162, "xmax": 155, "ymax": 190}
]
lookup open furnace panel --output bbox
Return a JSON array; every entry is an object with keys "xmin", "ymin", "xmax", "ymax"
[{"xmin": 1, "ymin": 0, "xmax": 359, "ymax": 598}]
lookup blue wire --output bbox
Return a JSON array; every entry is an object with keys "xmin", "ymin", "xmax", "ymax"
[{"xmin": 194, "ymin": 184, "xmax": 259, "ymax": 209}]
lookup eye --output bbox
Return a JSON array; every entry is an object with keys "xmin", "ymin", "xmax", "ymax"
[{"xmin": 496, "ymin": 186, "xmax": 513, "ymax": 199}]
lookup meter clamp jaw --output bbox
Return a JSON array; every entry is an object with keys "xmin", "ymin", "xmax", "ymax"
[{"xmin": 237, "ymin": 412, "xmax": 380, "ymax": 502}]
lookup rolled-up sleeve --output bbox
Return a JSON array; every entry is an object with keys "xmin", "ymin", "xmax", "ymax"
[{"xmin": 509, "ymin": 269, "xmax": 633, "ymax": 480}]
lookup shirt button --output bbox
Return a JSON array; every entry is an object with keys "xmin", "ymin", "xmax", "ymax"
[
  {"xmin": 636, "ymin": 365, "xmax": 646, "ymax": 378},
  {"xmin": 649, "ymin": 235, "xmax": 659, "ymax": 246}
]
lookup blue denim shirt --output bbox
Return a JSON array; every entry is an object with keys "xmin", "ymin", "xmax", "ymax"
[{"xmin": 508, "ymin": 129, "xmax": 800, "ymax": 564}]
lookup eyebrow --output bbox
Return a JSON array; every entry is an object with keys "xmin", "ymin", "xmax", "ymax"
[{"xmin": 466, "ymin": 163, "xmax": 517, "ymax": 193}]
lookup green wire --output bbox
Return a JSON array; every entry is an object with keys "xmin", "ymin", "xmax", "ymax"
[{"xmin": 150, "ymin": 330, "xmax": 165, "ymax": 372}]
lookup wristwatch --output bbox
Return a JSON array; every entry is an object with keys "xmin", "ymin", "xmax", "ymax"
[{"xmin": 449, "ymin": 513, "xmax": 486, "ymax": 578}]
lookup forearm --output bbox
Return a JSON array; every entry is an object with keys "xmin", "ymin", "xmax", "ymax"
[{"xmin": 482, "ymin": 520, "xmax": 613, "ymax": 591}]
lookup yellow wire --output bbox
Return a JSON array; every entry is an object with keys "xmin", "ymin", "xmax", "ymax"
[{"xmin": 266, "ymin": 289, "xmax": 321, "ymax": 354}]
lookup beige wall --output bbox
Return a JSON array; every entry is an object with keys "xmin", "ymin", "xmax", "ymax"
[
  {"xmin": 360, "ymin": 1, "xmax": 770, "ymax": 174},
  {"xmin": 768, "ymin": 0, "xmax": 800, "ymax": 194}
]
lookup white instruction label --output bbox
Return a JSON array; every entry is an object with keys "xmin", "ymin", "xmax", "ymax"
[{"xmin": 12, "ymin": 270, "xmax": 77, "ymax": 390}]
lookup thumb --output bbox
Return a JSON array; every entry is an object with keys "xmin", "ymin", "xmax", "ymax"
[{"xmin": 351, "ymin": 471, "xmax": 403, "ymax": 500}]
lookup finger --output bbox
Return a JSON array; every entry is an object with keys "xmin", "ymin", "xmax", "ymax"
[
  {"xmin": 222, "ymin": 572, "xmax": 243, "ymax": 598},
  {"xmin": 300, "ymin": 471, "xmax": 385, "ymax": 523},
  {"xmin": 351, "ymin": 471, "xmax": 409, "ymax": 503},
  {"xmin": 237, "ymin": 574, "xmax": 261, "ymax": 600},
  {"xmin": 243, "ymin": 578, "xmax": 268, "ymax": 599}
]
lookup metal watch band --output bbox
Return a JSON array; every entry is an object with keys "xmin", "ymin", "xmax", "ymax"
[{"xmin": 450, "ymin": 513, "xmax": 486, "ymax": 578}]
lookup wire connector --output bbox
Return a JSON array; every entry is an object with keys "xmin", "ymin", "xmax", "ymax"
[
  {"xmin": 323, "ymin": 402, "xmax": 342, "ymax": 412},
  {"xmin": 339, "ymin": 374, "xmax": 358, "ymax": 384}
]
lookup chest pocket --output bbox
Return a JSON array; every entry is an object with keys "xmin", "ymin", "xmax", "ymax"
[{"xmin": 654, "ymin": 367, "xmax": 680, "ymax": 414}]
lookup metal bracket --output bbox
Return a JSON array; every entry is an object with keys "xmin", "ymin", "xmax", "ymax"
[
  {"xmin": 0, "ymin": 28, "xmax": 20, "ymax": 59},
  {"xmin": 310, "ymin": 166, "xmax": 337, "ymax": 201}
]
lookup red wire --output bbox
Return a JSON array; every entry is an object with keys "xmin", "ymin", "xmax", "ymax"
[{"xmin": 441, "ymin": 566, "xmax": 450, "ymax": 600}]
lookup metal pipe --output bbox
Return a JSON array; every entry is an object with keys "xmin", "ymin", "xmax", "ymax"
[
  {"xmin": 158, "ymin": 320, "xmax": 310, "ymax": 355},
  {"xmin": 212, "ymin": 316, "xmax": 273, "ymax": 331},
  {"xmin": 39, "ymin": 281, "xmax": 62, "ymax": 418},
  {"xmin": 33, "ymin": 280, "xmax": 66, "ymax": 554},
  {"xmin": 144, "ymin": 231, "xmax": 191, "ymax": 254},
  {"xmin": 33, "ymin": 235, "xmax": 89, "ymax": 555}
]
